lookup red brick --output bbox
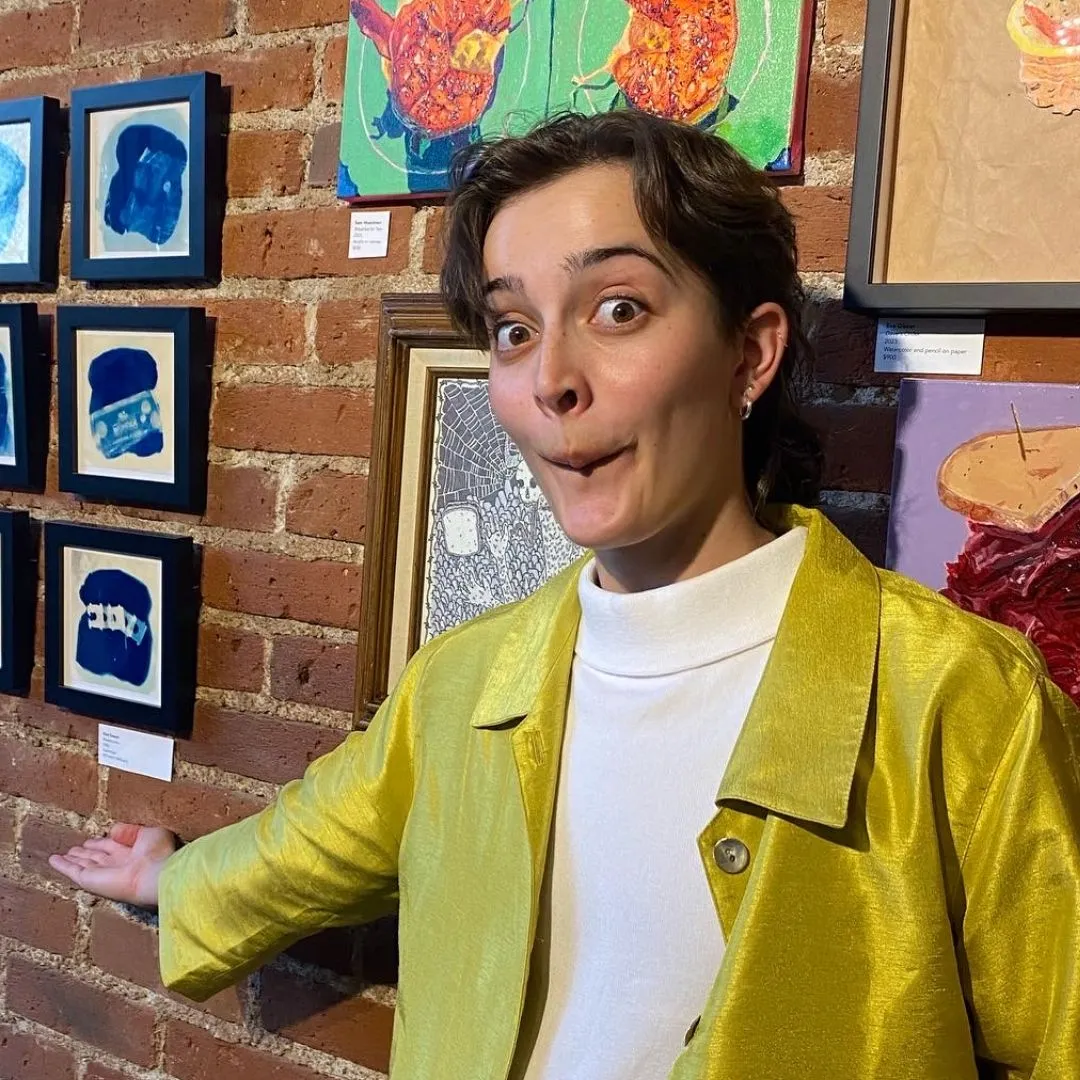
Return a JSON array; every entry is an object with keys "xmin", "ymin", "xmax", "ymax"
[
  {"xmin": 780, "ymin": 187, "xmax": 850, "ymax": 272},
  {"xmin": 202, "ymin": 549, "xmax": 362, "ymax": 629},
  {"xmin": 78, "ymin": 0, "xmax": 231, "ymax": 49},
  {"xmin": 213, "ymin": 385, "xmax": 373, "ymax": 456},
  {"xmin": 810, "ymin": 299, "xmax": 881, "ymax": 385},
  {"xmin": 223, "ymin": 206, "xmax": 413, "ymax": 279},
  {"xmin": 205, "ymin": 464, "xmax": 279, "ymax": 532},
  {"xmin": 270, "ymin": 638, "xmax": 357, "ymax": 713},
  {"xmin": 805, "ymin": 70, "xmax": 861, "ymax": 155},
  {"xmin": 286, "ymin": 469, "xmax": 367, "ymax": 543},
  {"xmin": 0, "ymin": 806, "xmax": 14, "ymax": 857},
  {"xmin": 806, "ymin": 403, "xmax": 897, "ymax": 493},
  {"xmin": 0, "ymin": 877, "xmax": 77, "ymax": 953},
  {"xmin": 315, "ymin": 298, "xmax": 381, "ymax": 367},
  {"xmin": 825, "ymin": 0, "xmax": 867, "ymax": 43},
  {"xmin": 0, "ymin": 4, "xmax": 74, "ymax": 72},
  {"xmin": 198, "ymin": 624, "xmax": 266, "ymax": 693},
  {"xmin": 84, "ymin": 1064, "xmax": 129, "ymax": 1080},
  {"xmin": 90, "ymin": 907, "xmax": 244, "ymax": 1023},
  {"xmin": 19, "ymin": 817, "xmax": 90, "ymax": 893},
  {"xmin": 7, "ymin": 956, "xmax": 156, "ymax": 1066},
  {"xmin": 143, "ymin": 44, "xmax": 314, "ymax": 113},
  {"xmin": 166, "ymin": 1020, "xmax": 329, "ymax": 1080},
  {"xmin": 10, "ymin": 693, "xmax": 98, "ymax": 742},
  {"xmin": 982, "ymin": 327, "xmax": 1080, "ymax": 383},
  {"xmin": 106, "ymin": 771, "xmax": 269, "ymax": 842},
  {"xmin": 227, "ymin": 129, "xmax": 306, "ymax": 197},
  {"xmin": 422, "ymin": 209, "xmax": 445, "ymax": 274},
  {"xmin": 322, "ymin": 34, "xmax": 348, "ymax": 104},
  {"xmin": 822, "ymin": 504, "xmax": 888, "ymax": 566},
  {"xmin": 0, "ymin": 1024, "xmax": 75, "ymax": 1080},
  {"xmin": 0, "ymin": 734, "xmax": 98, "ymax": 815},
  {"xmin": 179, "ymin": 704, "xmax": 346, "ymax": 784},
  {"xmin": 207, "ymin": 299, "xmax": 306, "ymax": 366},
  {"xmin": 260, "ymin": 966, "xmax": 394, "ymax": 1071},
  {"xmin": 249, "ymin": 0, "xmax": 342, "ymax": 32},
  {"xmin": 285, "ymin": 926, "xmax": 363, "ymax": 977}
]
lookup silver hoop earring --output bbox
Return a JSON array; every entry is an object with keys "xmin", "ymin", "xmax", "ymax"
[{"xmin": 740, "ymin": 398, "xmax": 753, "ymax": 421}]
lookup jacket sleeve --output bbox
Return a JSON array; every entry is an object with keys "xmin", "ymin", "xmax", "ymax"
[
  {"xmin": 960, "ymin": 674, "xmax": 1080, "ymax": 1078},
  {"xmin": 157, "ymin": 655, "xmax": 423, "ymax": 1001}
]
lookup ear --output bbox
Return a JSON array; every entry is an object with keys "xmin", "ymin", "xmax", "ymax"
[{"xmin": 731, "ymin": 302, "xmax": 789, "ymax": 414}]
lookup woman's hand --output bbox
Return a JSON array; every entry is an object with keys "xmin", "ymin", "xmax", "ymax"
[{"xmin": 49, "ymin": 823, "xmax": 178, "ymax": 909}]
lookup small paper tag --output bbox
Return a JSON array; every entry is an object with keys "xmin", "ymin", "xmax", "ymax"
[
  {"xmin": 98, "ymin": 723, "xmax": 174, "ymax": 782},
  {"xmin": 874, "ymin": 317, "xmax": 985, "ymax": 375},
  {"xmin": 348, "ymin": 210, "xmax": 391, "ymax": 259}
]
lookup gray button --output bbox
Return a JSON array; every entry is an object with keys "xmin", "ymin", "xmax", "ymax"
[
  {"xmin": 713, "ymin": 837, "xmax": 750, "ymax": 874},
  {"xmin": 684, "ymin": 1016, "xmax": 701, "ymax": 1045}
]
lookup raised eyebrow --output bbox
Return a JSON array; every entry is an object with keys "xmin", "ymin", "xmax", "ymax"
[
  {"xmin": 483, "ymin": 274, "xmax": 526, "ymax": 297},
  {"xmin": 562, "ymin": 244, "xmax": 675, "ymax": 281}
]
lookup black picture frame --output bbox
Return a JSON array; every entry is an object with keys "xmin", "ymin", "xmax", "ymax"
[
  {"xmin": 846, "ymin": 0, "xmax": 1080, "ymax": 316},
  {"xmin": 0, "ymin": 96, "xmax": 64, "ymax": 287},
  {"xmin": 56, "ymin": 305, "xmax": 210, "ymax": 513},
  {"xmin": 44, "ymin": 521, "xmax": 197, "ymax": 736},
  {"xmin": 69, "ymin": 72, "xmax": 224, "ymax": 284},
  {"xmin": 0, "ymin": 510, "xmax": 37, "ymax": 696},
  {"xmin": 0, "ymin": 303, "xmax": 48, "ymax": 493}
]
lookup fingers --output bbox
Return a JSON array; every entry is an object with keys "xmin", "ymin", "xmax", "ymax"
[
  {"xmin": 47, "ymin": 853, "xmax": 132, "ymax": 902},
  {"xmin": 82, "ymin": 837, "xmax": 129, "ymax": 858},
  {"xmin": 108, "ymin": 822, "xmax": 141, "ymax": 847},
  {"xmin": 57, "ymin": 847, "xmax": 111, "ymax": 869}
]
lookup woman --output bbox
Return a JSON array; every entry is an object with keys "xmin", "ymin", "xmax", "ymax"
[{"xmin": 52, "ymin": 111, "xmax": 1080, "ymax": 1080}]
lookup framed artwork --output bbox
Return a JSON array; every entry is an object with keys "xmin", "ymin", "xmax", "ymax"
[
  {"xmin": 0, "ymin": 96, "xmax": 64, "ymax": 287},
  {"xmin": 848, "ymin": 0, "xmax": 1080, "ymax": 314},
  {"xmin": 56, "ymin": 306, "xmax": 210, "ymax": 513},
  {"xmin": 888, "ymin": 378, "xmax": 1080, "ymax": 705},
  {"xmin": 0, "ymin": 510, "xmax": 37, "ymax": 696},
  {"xmin": 0, "ymin": 303, "xmax": 48, "ymax": 493},
  {"xmin": 355, "ymin": 293, "xmax": 583, "ymax": 720},
  {"xmin": 70, "ymin": 73, "xmax": 224, "ymax": 283},
  {"xmin": 44, "ymin": 522, "xmax": 198, "ymax": 735},
  {"xmin": 337, "ymin": 0, "xmax": 815, "ymax": 201}
]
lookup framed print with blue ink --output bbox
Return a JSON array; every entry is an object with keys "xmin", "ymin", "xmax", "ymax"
[
  {"xmin": 337, "ymin": 0, "xmax": 816, "ymax": 200},
  {"xmin": 44, "ymin": 522, "xmax": 197, "ymax": 735},
  {"xmin": 70, "ymin": 73, "xmax": 224, "ymax": 282},
  {"xmin": 0, "ymin": 97, "xmax": 63, "ymax": 286},
  {"xmin": 0, "ymin": 303, "xmax": 48, "ymax": 493},
  {"xmin": 0, "ymin": 510, "xmax": 36, "ymax": 696},
  {"xmin": 57, "ymin": 306, "xmax": 209, "ymax": 512}
]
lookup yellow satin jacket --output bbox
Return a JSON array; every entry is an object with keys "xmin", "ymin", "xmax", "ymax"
[{"xmin": 159, "ymin": 506, "xmax": 1080, "ymax": 1079}]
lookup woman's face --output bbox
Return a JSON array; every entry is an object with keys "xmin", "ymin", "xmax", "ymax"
[{"xmin": 482, "ymin": 163, "xmax": 759, "ymax": 556}]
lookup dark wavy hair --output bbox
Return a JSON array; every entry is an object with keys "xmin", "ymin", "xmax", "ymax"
[{"xmin": 439, "ymin": 110, "xmax": 823, "ymax": 511}]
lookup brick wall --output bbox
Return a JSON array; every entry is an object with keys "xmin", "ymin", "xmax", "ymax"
[{"xmin": 0, "ymin": 0, "xmax": 1057, "ymax": 1076}]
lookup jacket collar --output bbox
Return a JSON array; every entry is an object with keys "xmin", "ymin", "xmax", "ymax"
[{"xmin": 470, "ymin": 505, "xmax": 881, "ymax": 830}]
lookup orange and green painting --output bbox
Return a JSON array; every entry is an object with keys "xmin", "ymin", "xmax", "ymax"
[{"xmin": 337, "ymin": 0, "xmax": 815, "ymax": 199}]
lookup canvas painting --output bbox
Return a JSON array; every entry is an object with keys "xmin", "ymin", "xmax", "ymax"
[
  {"xmin": 337, "ymin": 0, "xmax": 814, "ymax": 199},
  {"xmin": 0, "ymin": 324, "xmax": 16, "ymax": 468},
  {"xmin": 419, "ymin": 376, "xmax": 582, "ymax": 642},
  {"xmin": 61, "ymin": 544, "xmax": 164, "ymax": 708},
  {"xmin": 0, "ymin": 121, "xmax": 31, "ymax": 267},
  {"xmin": 88, "ymin": 101, "xmax": 192, "ymax": 260},
  {"xmin": 889, "ymin": 378, "xmax": 1080, "ymax": 705},
  {"xmin": 73, "ymin": 328, "xmax": 176, "ymax": 485}
]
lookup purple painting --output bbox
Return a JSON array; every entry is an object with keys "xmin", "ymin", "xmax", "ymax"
[{"xmin": 889, "ymin": 378, "xmax": 1080, "ymax": 703}]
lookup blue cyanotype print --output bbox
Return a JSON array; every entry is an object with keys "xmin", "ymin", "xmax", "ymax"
[
  {"xmin": 0, "ymin": 348, "xmax": 13, "ymax": 462},
  {"xmin": 0, "ymin": 122, "xmax": 30, "ymax": 264},
  {"xmin": 104, "ymin": 123, "xmax": 186, "ymax": 246},
  {"xmin": 88, "ymin": 347, "xmax": 163, "ymax": 460},
  {"xmin": 75, "ymin": 567, "xmax": 153, "ymax": 688}
]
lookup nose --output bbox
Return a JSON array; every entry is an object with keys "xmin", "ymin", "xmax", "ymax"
[{"xmin": 532, "ymin": 330, "xmax": 592, "ymax": 417}]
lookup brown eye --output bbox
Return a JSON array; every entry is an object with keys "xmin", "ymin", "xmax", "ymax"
[
  {"xmin": 596, "ymin": 297, "xmax": 644, "ymax": 326},
  {"xmin": 495, "ymin": 322, "xmax": 532, "ymax": 350}
]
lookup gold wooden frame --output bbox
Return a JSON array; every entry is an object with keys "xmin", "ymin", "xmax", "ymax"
[{"xmin": 354, "ymin": 293, "xmax": 488, "ymax": 724}]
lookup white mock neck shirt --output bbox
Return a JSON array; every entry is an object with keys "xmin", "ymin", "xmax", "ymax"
[{"xmin": 517, "ymin": 526, "xmax": 808, "ymax": 1080}]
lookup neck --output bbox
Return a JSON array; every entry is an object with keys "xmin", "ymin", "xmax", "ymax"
[{"xmin": 593, "ymin": 494, "xmax": 776, "ymax": 593}]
